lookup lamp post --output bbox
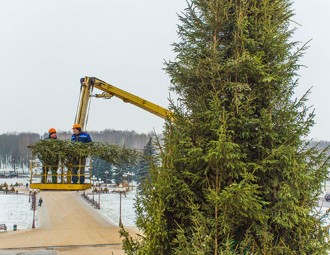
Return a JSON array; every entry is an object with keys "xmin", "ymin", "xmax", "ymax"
[
  {"xmin": 97, "ymin": 178, "xmax": 102, "ymax": 209},
  {"xmin": 123, "ymin": 173, "xmax": 128, "ymax": 190},
  {"xmin": 117, "ymin": 184, "xmax": 126, "ymax": 226},
  {"xmin": 31, "ymin": 191, "xmax": 36, "ymax": 228},
  {"xmin": 91, "ymin": 175, "xmax": 97, "ymax": 201},
  {"xmin": 105, "ymin": 170, "xmax": 109, "ymax": 185},
  {"xmin": 127, "ymin": 172, "xmax": 135, "ymax": 190}
]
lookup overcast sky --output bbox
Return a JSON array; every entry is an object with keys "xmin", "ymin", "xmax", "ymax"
[{"xmin": 0, "ymin": 1, "xmax": 329, "ymax": 141}]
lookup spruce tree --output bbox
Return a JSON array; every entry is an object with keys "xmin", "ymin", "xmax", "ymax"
[
  {"xmin": 92, "ymin": 157, "xmax": 113, "ymax": 181},
  {"xmin": 137, "ymin": 137, "xmax": 158, "ymax": 187},
  {"xmin": 121, "ymin": 0, "xmax": 330, "ymax": 254}
]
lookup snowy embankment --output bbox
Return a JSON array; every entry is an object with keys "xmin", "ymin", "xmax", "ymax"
[
  {"xmin": 85, "ymin": 188, "xmax": 137, "ymax": 227},
  {"xmin": 0, "ymin": 178, "xmax": 137, "ymax": 231},
  {"xmin": 1, "ymin": 177, "xmax": 330, "ymax": 232},
  {"xmin": 0, "ymin": 193, "xmax": 34, "ymax": 230}
]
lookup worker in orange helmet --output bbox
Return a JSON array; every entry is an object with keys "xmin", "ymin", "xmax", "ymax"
[
  {"xmin": 71, "ymin": 124, "xmax": 92, "ymax": 143},
  {"xmin": 70, "ymin": 124, "xmax": 92, "ymax": 184},
  {"xmin": 41, "ymin": 128, "xmax": 60, "ymax": 184},
  {"xmin": 48, "ymin": 128, "xmax": 58, "ymax": 139}
]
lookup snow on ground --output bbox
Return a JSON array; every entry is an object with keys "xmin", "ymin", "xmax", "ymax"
[
  {"xmin": 1, "ymin": 178, "xmax": 330, "ymax": 232},
  {"xmin": 0, "ymin": 193, "xmax": 34, "ymax": 230},
  {"xmin": 0, "ymin": 178, "xmax": 137, "ymax": 231},
  {"xmin": 85, "ymin": 189, "xmax": 137, "ymax": 227}
]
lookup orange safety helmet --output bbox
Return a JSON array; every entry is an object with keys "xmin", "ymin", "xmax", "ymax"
[
  {"xmin": 72, "ymin": 123, "xmax": 82, "ymax": 129},
  {"xmin": 48, "ymin": 128, "xmax": 57, "ymax": 134}
]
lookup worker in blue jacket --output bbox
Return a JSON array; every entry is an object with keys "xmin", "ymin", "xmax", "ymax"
[{"xmin": 71, "ymin": 124, "xmax": 92, "ymax": 184}]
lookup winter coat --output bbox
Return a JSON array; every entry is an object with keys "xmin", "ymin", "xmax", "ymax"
[{"xmin": 71, "ymin": 132, "xmax": 92, "ymax": 143}]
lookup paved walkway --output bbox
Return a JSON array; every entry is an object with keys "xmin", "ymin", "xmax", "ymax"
[{"xmin": 0, "ymin": 191, "xmax": 137, "ymax": 255}]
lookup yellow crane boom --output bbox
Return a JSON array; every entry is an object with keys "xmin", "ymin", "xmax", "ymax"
[{"xmin": 75, "ymin": 76, "xmax": 171, "ymax": 130}]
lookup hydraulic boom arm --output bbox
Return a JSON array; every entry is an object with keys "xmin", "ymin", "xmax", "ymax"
[{"xmin": 75, "ymin": 76, "xmax": 171, "ymax": 130}]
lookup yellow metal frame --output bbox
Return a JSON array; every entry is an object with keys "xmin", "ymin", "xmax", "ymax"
[
  {"xmin": 29, "ymin": 160, "xmax": 92, "ymax": 191},
  {"xmin": 30, "ymin": 183, "xmax": 91, "ymax": 191},
  {"xmin": 75, "ymin": 76, "xmax": 172, "ymax": 130}
]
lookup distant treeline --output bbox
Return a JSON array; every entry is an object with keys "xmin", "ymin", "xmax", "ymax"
[
  {"xmin": 0, "ymin": 130, "xmax": 328, "ymax": 170},
  {"xmin": 312, "ymin": 140, "xmax": 330, "ymax": 150},
  {"xmin": 0, "ymin": 129, "xmax": 156, "ymax": 169}
]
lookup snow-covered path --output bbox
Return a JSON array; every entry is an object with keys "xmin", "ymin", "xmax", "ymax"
[{"xmin": 0, "ymin": 178, "xmax": 137, "ymax": 232}]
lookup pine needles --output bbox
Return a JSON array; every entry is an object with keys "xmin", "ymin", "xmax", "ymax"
[{"xmin": 29, "ymin": 139, "xmax": 140, "ymax": 167}]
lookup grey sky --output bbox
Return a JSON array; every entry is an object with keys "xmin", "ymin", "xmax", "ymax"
[{"xmin": 0, "ymin": 1, "xmax": 329, "ymax": 141}]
